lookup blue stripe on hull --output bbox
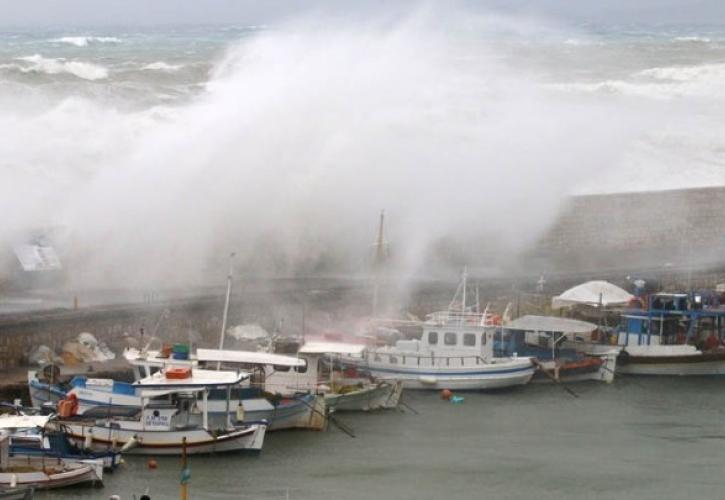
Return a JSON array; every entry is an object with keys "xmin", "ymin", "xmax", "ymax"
[{"xmin": 365, "ymin": 364, "xmax": 534, "ymax": 377}]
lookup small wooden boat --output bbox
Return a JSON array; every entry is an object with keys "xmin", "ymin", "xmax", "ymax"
[
  {"xmin": 501, "ymin": 315, "xmax": 618, "ymax": 383},
  {"xmin": 0, "ymin": 432, "xmax": 101, "ymax": 490}
]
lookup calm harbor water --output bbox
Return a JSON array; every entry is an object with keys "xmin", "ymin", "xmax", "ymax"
[{"xmin": 38, "ymin": 377, "xmax": 725, "ymax": 500}]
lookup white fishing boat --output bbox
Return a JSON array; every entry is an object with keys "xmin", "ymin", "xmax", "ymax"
[
  {"xmin": 201, "ymin": 343, "xmax": 403, "ymax": 412},
  {"xmin": 58, "ymin": 368, "xmax": 266, "ymax": 455},
  {"xmin": 125, "ymin": 347, "xmax": 327, "ymax": 431},
  {"xmin": 0, "ymin": 432, "xmax": 101, "ymax": 490},
  {"xmin": 346, "ymin": 271, "xmax": 535, "ymax": 390}
]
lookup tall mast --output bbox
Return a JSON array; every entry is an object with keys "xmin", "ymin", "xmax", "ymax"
[
  {"xmin": 372, "ymin": 210, "xmax": 387, "ymax": 316},
  {"xmin": 461, "ymin": 267, "xmax": 468, "ymax": 312},
  {"xmin": 216, "ymin": 252, "xmax": 235, "ymax": 369}
]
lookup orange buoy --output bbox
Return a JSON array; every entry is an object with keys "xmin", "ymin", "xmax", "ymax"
[
  {"xmin": 441, "ymin": 389, "xmax": 452, "ymax": 401},
  {"xmin": 148, "ymin": 458, "xmax": 158, "ymax": 469}
]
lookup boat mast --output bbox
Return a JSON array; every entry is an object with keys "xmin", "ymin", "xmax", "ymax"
[
  {"xmin": 372, "ymin": 210, "xmax": 387, "ymax": 317},
  {"xmin": 217, "ymin": 252, "xmax": 236, "ymax": 370},
  {"xmin": 461, "ymin": 267, "xmax": 467, "ymax": 313}
]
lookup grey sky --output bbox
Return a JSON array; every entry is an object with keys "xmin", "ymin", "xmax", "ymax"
[{"xmin": 1, "ymin": 0, "xmax": 724, "ymax": 28}]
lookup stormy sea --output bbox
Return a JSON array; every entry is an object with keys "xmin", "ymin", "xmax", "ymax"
[{"xmin": 2, "ymin": 20, "xmax": 725, "ymax": 287}]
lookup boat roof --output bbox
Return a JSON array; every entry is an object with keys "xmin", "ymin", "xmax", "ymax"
[
  {"xmin": 505, "ymin": 315, "xmax": 597, "ymax": 334},
  {"xmin": 123, "ymin": 348, "xmax": 197, "ymax": 367},
  {"xmin": 0, "ymin": 415, "xmax": 50, "ymax": 430},
  {"xmin": 298, "ymin": 341, "xmax": 366, "ymax": 355},
  {"xmin": 196, "ymin": 348, "xmax": 305, "ymax": 367},
  {"xmin": 134, "ymin": 368, "xmax": 248, "ymax": 392}
]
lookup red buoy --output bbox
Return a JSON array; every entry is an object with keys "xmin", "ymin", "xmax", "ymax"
[
  {"xmin": 441, "ymin": 389, "xmax": 452, "ymax": 401},
  {"xmin": 148, "ymin": 458, "xmax": 158, "ymax": 469}
]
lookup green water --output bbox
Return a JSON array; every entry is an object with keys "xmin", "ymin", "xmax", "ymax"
[{"xmin": 38, "ymin": 378, "xmax": 725, "ymax": 500}]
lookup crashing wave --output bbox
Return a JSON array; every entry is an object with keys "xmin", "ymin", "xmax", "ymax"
[
  {"xmin": 54, "ymin": 36, "xmax": 122, "ymax": 47},
  {"xmin": 15, "ymin": 54, "xmax": 109, "ymax": 80}
]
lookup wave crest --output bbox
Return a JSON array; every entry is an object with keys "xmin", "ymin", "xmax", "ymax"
[
  {"xmin": 54, "ymin": 36, "xmax": 122, "ymax": 47},
  {"xmin": 141, "ymin": 61, "xmax": 183, "ymax": 72},
  {"xmin": 15, "ymin": 54, "xmax": 109, "ymax": 80}
]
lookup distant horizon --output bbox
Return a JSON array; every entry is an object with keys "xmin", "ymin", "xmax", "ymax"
[{"xmin": 2, "ymin": 0, "xmax": 725, "ymax": 28}]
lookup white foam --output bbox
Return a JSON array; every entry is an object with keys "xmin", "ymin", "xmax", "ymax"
[
  {"xmin": 141, "ymin": 61, "xmax": 183, "ymax": 72},
  {"xmin": 54, "ymin": 36, "xmax": 122, "ymax": 47},
  {"xmin": 673, "ymin": 36, "xmax": 711, "ymax": 43},
  {"xmin": 15, "ymin": 54, "xmax": 109, "ymax": 80}
]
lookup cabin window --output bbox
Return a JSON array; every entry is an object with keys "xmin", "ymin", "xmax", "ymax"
[
  {"xmin": 294, "ymin": 360, "xmax": 308, "ymax": 373},
  {"xmin": 481, "ymin": 333, "xmax": 487, "ymax": 345},
  {"xmin": 389, "ymin": 356, "xmax": 398, "ymax": 364},
  {"xmin": 374, "ymin": 354, "xmax": 381, "ymax": 362},
  {"xmin": 428, "ymin": 331, "xmax": 438, "ymax": 345},
  {"xmin": 444, "ymin": 332, "xmax": 457, "ymax": 346},
  {"xmin": 463, "ymin": 333, "xmax": 476, "ymax": 346},
  {"xmin": 273, "ymin": 364, "xmax": 291, "ymax": 372}
]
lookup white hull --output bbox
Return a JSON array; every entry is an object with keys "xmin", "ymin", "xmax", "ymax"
[
  {"xmin": 357, "ymin": 359, "xmax": 535, "ymax": 390},
  {"xmin": 325, "ymin": 382, "xmax": 402, "ymax": 412},
  {"xmin": 0, "ymin": 457, "xmax": 101, "ymax": 490},
  {"xmin": 62, "ymin": 422, "xmax": 266, "ymax": 456}
]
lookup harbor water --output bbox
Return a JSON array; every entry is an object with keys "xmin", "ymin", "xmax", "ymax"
[{"xmin": 38, "ymin": 377, "xmax": 725, "ymax": 500}]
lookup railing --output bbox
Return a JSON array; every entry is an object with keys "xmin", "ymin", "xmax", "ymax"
[
  {"xmin": 425, "ymin": 310, "xmax": 498, "ymax": 327},
  {"xmin": 366, "ymin": 350, "xmax": 489, "ymax": 368}
]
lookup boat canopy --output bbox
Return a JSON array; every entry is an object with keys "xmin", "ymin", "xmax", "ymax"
[
  {"xmin": 552, "ymin": 280, "xmax": 633, "ymax": 309},
  {"xmin": 298, "ymin": 341, "xmax": 366, "ymax": 355},
  {"xmin": 134, "ymin": 368, "xmax": 248, "ymax": 392},
  {"xmin": 196, "ymin": 348, "xmax": 305, "ymax": 367},
  {"xmin": 505, "ymin": 315, "xmax": 597, "ymax": 334},
  {"xmin": 0, "ymin": 415, "xmax": 51, "ymax": 430}
]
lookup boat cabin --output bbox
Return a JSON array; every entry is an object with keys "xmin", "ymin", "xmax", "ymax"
[
  {"xmin": 617, "ymin": 292, "xmax": 725, "ymax": 348},
  {"xmin": 129, "ymin": 368, "xmax": 249, "ymax": 431},
  {"xmin": 397, "ymin": 311, "xmax": 495, "ymax": 357}
]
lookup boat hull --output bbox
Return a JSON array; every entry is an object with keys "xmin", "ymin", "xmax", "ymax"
[
  {"xmin": 62, "ymin": 422, "xmax": 266, "ymax": 456},
  {"xmin": 356, "ymin": 360, "xmax": 535, "ymax": 390},
  {"xmin": 235, "ymin": 394, "xmax": 326, "ymax": 431},
  {"xmin": 532, "ymin": 351, "xmax": 618, "ymax": 384},
  {"xmin": 0, "ymin": 457, "xmax": 101, "ymax": 490},
  {"xmin": 617, "ymin": 350, "xmax": 725, "ymax": 376},
  {"xmin": 325, "ymin": 381, "xmax": 403, "ymax": 412}
]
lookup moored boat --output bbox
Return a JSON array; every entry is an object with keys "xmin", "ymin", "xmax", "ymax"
[
  {"xmin": 615, "ymin": 292, "xmax": 725, "ymax": 376},
  {"xmin": 0, "ymin": 432, "xmax": 101, "ymax": 490},
  {"xmin": 58, "ymin": 368, "xmax": 266, "ymax": 455},
  {"xmin": 345, "ymin": 272, "xmax": 536, "ymax": 390},
  {"xmin": 500, "ymin": 315, "xmax": 618, "ymax": 383}
]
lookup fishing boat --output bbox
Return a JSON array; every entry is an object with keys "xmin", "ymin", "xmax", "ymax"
[
  {"xmin": 0, "ymin": 409, "xmax": 120, "ymax": 472},
  {"xmin": 202, "ymin": 343, "xmax": 403, "ymax": 412},
  {"xmin": 346, "ymin": 271, "xmax": 536, "ymax": 390},
  {"xmin": 0, "ymin": 432, "xmax": 101, "ymax": 490},
  {"xmin": 127, "ymin": 347, "xmax": 327, "ymax": 431},
  {"xmin": 270, "ymin": 342, "xmax": 401, "ymax": 412},
  {"xmin": 499, "ymin": 315, "xmax": 618, "ymax": 383},
  {"xmin": 27, "ymin": 366, "xmax": 65, "ymax": 409},
  {"xmin": 615, "ymin": 292, "xmax": 725, "ymax": 375},
  {"xmin": 58, "ymin": 368, "xmax": 266, "ymax": 455}
]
